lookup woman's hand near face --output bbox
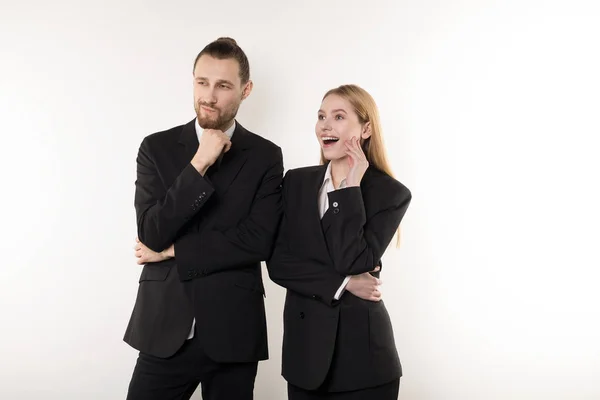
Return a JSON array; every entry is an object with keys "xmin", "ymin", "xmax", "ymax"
[{"xmin": 345, "ymin": 136, "xmax": 369, "ymax": 187}]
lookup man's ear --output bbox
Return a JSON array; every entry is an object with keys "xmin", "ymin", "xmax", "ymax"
[{"xmin": 242, "ymin": 80, "xmax": 254, "ymax": 100}]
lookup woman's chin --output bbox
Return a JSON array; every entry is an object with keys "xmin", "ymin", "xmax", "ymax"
[{"xmin": 322, "ymin": 152, "xmax": 347, "ymax": 162}]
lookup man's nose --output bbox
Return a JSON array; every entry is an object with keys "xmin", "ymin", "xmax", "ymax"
[{"xmin": 200, "ymin": 87, "xmax": 217, "ymax": 104}]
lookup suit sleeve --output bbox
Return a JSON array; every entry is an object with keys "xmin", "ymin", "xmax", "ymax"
[
  {"xmin": 174, "ymin": 148, "xmax": 284, "ymax": 277},
  {"xmin": 135, "ymin": 137, "xmax": 215, "ymax": 252},
  {"xmin": 321, "ymin": 183, "xmax": 411, "ymax": 275},
  {"xmin": 266, "ymin": 171, "xmax": 347, "ymax": 307}
]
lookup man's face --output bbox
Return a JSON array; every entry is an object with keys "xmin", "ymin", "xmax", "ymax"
[{"xmin": 193, "ymin": 55, "xmax": 250, "ymax": 130}]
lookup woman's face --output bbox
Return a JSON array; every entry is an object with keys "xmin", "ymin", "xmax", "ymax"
[{"xmin": 316, "ymin": 94, "xmax": 369, "ymax": 161}]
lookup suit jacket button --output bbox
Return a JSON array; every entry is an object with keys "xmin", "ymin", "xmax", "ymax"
[
  {"xmin": 332, "ymin": 202, "xmax": 338, "ymax": 207},
  {"xmin": 299, "ymin": 312, "xmax": 305, "ymax": 319},
  {"xmin": 333, "ymin": 208, "xmax": 340, "ymax": 214}
]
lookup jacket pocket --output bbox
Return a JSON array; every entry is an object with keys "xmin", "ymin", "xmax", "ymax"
[{"xmin": 234, "ymin": 279, "xmax": 265, "ymax": 295}]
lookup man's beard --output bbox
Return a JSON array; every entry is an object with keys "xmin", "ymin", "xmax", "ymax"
[{"xmin": 195, "ymin": 100, "xmax": 240, "ymax": 130}]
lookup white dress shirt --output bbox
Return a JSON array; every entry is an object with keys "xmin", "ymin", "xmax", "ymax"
[
  {"xmin": 187, "ymin": 119, "xmax": 236, "ymax": 339},
  {"xmin": 318, "ymin": 162, "xmax": 351, "ymax": 301}
]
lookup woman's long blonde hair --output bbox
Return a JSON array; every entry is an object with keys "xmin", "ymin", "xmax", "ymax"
[{"xmin": 319, "ymin": 84, "xmax": 401, "ymax": 247}]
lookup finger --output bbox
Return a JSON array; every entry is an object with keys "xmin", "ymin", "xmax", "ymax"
[
  {"xmin": 370, "ymin": 293, "xmax": 382, "ymax": 302},
  {"xmin": 346, "ymin": 139, "xmax": 362, "ymax": 159},
  {"xmin": 344, "ymin": 144, "xmax": 358, "ymax": 161},
  {"xmin": 135, "ymin": 237, "xmax": 139, "ymax": 242},
  {"xmin": 224, "ymin": 141, "xmax": 232, "ymax": 152},
  {"xmin": 372, "ymin": 266, "xmax": 381, "ymax": 272},
  {"xmin": 345, "ymin": 152, "xmax": 357, "ymax": 170},
  {"xmin": 344, "ymin": 140, "xmax": 358, "ymax": 154},
  {"xmin": 345, "ymin": 149, "xmax": 356, "ymax": 165},
  {"xmin": 352, "ymin": 137, "xmax": 366, "ymax": 159},
  {"xmin": 344, "ymin": 149, "xmax": 354, "ymax": 161},
  {"xmin": 353, "ymin": 137, "xmax": 366, "ymax": 159}
]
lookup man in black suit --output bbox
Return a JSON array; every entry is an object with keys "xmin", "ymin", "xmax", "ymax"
[{"xmin": 123, "ymin": 37, "xmax": 284, "ymax": 400}]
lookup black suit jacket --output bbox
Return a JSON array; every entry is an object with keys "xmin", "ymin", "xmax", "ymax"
[
  {"xmin": 124, "ymin": 119, "xmax": 283, "ymax": 362},
  {"xmin": 266, "ymin": 164, "xmax": 411, "ymax": 392}
]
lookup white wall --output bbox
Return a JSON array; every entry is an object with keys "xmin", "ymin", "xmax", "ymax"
[{"xmin": 2, "ymin": 0, "xmax": 599, "ymax": 398}]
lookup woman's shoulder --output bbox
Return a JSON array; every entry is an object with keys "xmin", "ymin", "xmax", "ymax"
[
  {"xmin": 363, "ymin": 167, "xmax": 412, "ymax": 204},
  {"xmin": 283, "ymin": 165, "xmax": 323, "ymax": 182}
]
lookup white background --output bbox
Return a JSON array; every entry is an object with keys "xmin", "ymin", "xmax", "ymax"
[{"xmin": 1, "ymin": 0, "xmax": 599, "ymax": 399}]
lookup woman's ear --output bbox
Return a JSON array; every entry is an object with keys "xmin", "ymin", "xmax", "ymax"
[{"xmin": 361, "ymin": 121, "xmax": 372, "ymax": 139}]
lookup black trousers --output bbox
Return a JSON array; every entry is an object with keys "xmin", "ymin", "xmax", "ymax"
[
  {"xmin": 126, "ymin": 334, "xmax": 258, "ymax": 400},
  {"xmin": 288, "ymin": 378, "xmax": 400, "ymax": 400}
]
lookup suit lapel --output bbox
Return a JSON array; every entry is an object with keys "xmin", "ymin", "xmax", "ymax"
[
  {"xmin": 177, "ymin": 119, "xmax": 199, "ymax": 169},
  {"xmin": 302, "ymin": 165, "xmax": 332, "ymax": 259}
]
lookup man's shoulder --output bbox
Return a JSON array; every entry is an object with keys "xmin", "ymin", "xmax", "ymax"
[
  {"xmin": 240, "ymin": 125, "xmax": 281, "ymax": 153},
  {"xmin": 142, "ymin": 121, "xmax": 191, "ymax": 146},
  {"xmin": 237, "ymin": 125, "xmax": 282, "ymax": 167}
]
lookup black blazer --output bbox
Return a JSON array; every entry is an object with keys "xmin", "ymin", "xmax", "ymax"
[
  {"xmin": 267, "ymin": 164, "xmax": 411, "ymax": 392},
  {"xmin": 124, "ymin": 119, "xmax": 283, "ymax": 363}
]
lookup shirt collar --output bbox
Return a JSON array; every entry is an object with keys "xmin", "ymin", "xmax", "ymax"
[
  {"xmin": 322, "ymin": 161, "xmax": 347, "ymax": 190},
  {"xmin": 194, "ymin": 119, "xmax": 236, "ymax": 142}
]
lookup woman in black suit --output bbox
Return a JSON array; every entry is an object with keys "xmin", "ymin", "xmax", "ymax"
[{"xmin": 267, "ymin": 84, "xmax": 412, "ymax": 399}]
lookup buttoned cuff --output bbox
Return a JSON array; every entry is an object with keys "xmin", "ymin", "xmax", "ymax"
[{"xmin": 334, "ymin": 276, "xmax": 351, "ymax": 300}]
